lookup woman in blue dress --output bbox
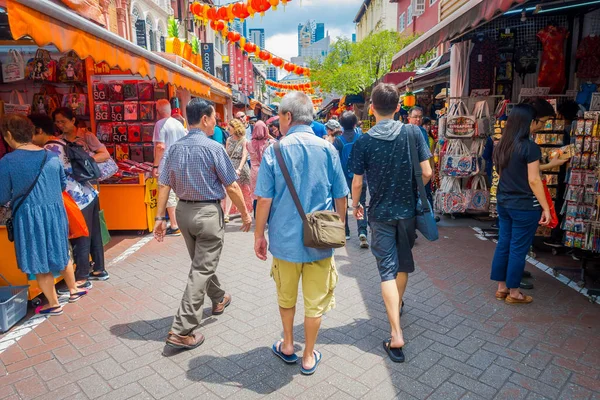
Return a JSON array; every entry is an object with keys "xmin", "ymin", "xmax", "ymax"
[{"xmin": 0, "ymin": 115, "xmax": 86, "ymax": 316}]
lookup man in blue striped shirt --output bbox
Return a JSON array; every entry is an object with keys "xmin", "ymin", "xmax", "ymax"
[{"xmin": 154, "ymin": 98, "xmax": 252, "ymax": 350}]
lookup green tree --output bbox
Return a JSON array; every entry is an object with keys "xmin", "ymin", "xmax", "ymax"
[{"xmin": 309, "ymin": 31, "xmax": 419, "ymax": 101}]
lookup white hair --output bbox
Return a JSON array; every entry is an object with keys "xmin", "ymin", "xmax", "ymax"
[
  {"xmin": 156, "ymin": 99, "xmax": 171, "ymax": 118},
  {"xmin": 280, "ymin": 92, "xmax": 313, "ymax": 126}
]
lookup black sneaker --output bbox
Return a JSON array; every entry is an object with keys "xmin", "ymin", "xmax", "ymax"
[
  {"xmin": 166, "ymin": 227, "xmax": 182, "ymax": 236},
  {"xmin": 77, "ymin": 281, "xmax": 93, "ymax": 290},
  {"xmin": 88, "ymin": 271, "xmax": 110, "ymax": 281},
  {"xmin": 520, "ymin": 280, "xmax": 534, "ymax": 290}
]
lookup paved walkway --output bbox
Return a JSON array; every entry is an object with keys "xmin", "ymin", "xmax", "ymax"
[{"xmin": 1, "ymin": 220, "xmax": 599, "ymax": 399}]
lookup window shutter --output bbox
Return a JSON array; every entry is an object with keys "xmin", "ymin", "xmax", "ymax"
[{"xmin": 414, "ymin": 0, "xmax": 426, "ymax": 16}]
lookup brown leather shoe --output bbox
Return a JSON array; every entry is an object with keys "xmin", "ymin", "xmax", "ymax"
[
  {"xmin": 165, "ymin": 331, "xmax": 205, "ymax": 350},
  {"xmin": 505, "ymin": 293, "xmax": 533, "ymax": 304},
  {"xmin": 495, "ymin": 290, "xmax": 509, "ymax": 300},
  {"xmin": 212, "ymin": 293, "xmax": 231, "ymax": 315}
]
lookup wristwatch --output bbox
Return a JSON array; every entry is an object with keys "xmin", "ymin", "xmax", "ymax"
[
  {"xmin": 154, "ymin": 216, "xmax": 167, "ymax": 221},
  {"xmin": 152, "ymin": 165, "xmax": 158, "ymax": 169}
]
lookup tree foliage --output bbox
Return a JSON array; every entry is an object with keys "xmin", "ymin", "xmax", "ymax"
[{"xmin": 309, "ymin": 31, "xmax": 419, "ymax": 97}]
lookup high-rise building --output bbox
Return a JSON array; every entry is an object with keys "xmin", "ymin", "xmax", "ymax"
[
  {"xmin": 266, "ymin": 65, "xmax": 278, "ymax": 81},
  {"xmin": 297, "ymin": 20, "xmax": 325, "ymax": 57},
  {"xmin": 248, "ymin": 28, "xmax": 265, "ymax": 49},
  {"xmin": 231, "ymin": 18, "xmax": 247, "ymax": 37}
]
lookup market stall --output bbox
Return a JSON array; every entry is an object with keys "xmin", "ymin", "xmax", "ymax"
[{"xmin": 0, "ymin": 0, "xmax": 227, "ymax": 301}]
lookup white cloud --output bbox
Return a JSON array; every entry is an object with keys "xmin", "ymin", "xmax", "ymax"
[{"xmin": 265, "ymin": 32, "xmax": 299, "ymax": 62}]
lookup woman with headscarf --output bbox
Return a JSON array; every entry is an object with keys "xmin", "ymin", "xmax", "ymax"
[{"xmin": 246, "ymin": 121, "xmax": 274, "ymax": 214}]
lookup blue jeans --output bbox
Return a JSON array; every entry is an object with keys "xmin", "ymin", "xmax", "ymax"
[
  {"xmin": 491, "ymin": 205, "xmax": 541, "ymax": 288},
  {"xmin": 346, "ymin": 177, "xmax": 368, "ymax": 237}
]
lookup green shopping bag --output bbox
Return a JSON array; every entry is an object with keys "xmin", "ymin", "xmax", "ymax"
[{"xmin": 99, "ymin": 209, "xmax": 111, "ymax": 247}]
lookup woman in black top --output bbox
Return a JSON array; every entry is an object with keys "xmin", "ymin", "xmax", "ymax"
[{"xmin": 491, "ymin": 103, "xmax": 562, "ymax": 304}]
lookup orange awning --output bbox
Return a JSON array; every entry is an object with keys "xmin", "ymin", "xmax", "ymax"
[{"xmin": 7, "ymin": 0, "xmax": 212, "ymax": 98}]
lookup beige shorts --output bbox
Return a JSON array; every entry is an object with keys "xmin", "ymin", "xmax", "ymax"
[
  {"xmin": 167, "ymin": 190, "xmax": 179, "ymax": 208},
  {"xmin": 271, "ymin": 256, "xmax": 338, "ymax": 318}
]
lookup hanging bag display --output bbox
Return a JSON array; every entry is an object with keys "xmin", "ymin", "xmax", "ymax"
[
  {"xmin": 4, "ymin": 90, "xmax": 31, "ymax": 116},
  {"xmin": 465, "ymin": 175, "xmax": 490, "ymax": 212},
  {"xmin": 57, "ymin": 51, "xmax": 85, "ymax": 83},
  {"xmin": 2, "ymin": 50, "xmax": 25, "ymax": 83},
  {"xmin": 61, "ymin": 86, "xmax": 87, "ymax": 116},
  {"xmin": 441, "ymin": 139, "xmax": 477, "ymax": 177},
  {"xmin": 434, "ymin": 177, "xmax": 468, "ymax": 214},
  {"xmin": 445, "ymin": 101, "xmax": 476, "ymax": 138},
  {"xmin": 274, "ymin": 141, "xmax": 346, "ymax": 249},
  {"xmin": 474, "ymin": 101, "xmax": 493, "ymax": 138},
  {"xmin": 407, "ymin": 126, "xmax": 438, "ymax": 241},
  {"xmin": 27, "ymin": 49, "xmax": 57, "ymax": 82}
]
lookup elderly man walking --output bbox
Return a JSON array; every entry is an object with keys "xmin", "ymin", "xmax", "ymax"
[
  {"xmin": 154, "ymin": 98, "xmax": 252, "ymax": 350},
  {"xmin": 254, "ymin": 92, "xmax": 348, "ymax": 375}
]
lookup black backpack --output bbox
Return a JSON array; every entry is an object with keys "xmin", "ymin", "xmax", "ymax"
[
  {"xmin": 48, "ymin": 140, "xmax": 101, "ymax": 182},
  {"xmin": 515, "ymin": 42, "xmax": 538, "ymax": 83}
]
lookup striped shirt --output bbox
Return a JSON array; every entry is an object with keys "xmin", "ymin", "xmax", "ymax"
[{"xmin": 159, "ymin": 128, "xmax": 238, "ymax": 201}]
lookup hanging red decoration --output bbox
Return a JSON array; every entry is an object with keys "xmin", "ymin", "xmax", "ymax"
[
  {"xmin": 272, "ymin": 57, "xmax": 284, "ymax": 67},
  {"xmin": 284, "ymin": 63, "xmax": 295, "ymax": 72},
  {"xmin": 209, "ymin": 20, "xmax": 218, "ymax": 30},
  {"xmin": 207, "ymin": 7, "xmax": 218, "ymax": 20},
  {"xmin": 217, "ymin": 7, "xmax": 229, "ymax": 20},
  {"xmin": 259, "ymin": 50, "xmax": 270, "ymax": 61},
  {"xmin": 215, "ymin": 21, "xmax": 225, "ymax": 31},
  {"xmin": 295, "ymin": 66, "xmax": 304, "ymax": 75},
  {"xmin": 191, "ymin": 2, "xmax": 202, "ymax": 15},
  {"xmin": 232, "ymin": 3, "xmax": 243, "ymax": 18},
  {"xmin": 244, "ymin": 42, "xmax": 257, "ymax": 53}
]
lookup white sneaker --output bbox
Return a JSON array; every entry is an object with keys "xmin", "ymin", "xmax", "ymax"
[{"xmin": 359, "ymin": 234, "xmax": 369, "ymax": 249}]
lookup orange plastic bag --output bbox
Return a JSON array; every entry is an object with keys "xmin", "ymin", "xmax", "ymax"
[{"xmin": 62, "ymin": 192, "xmax": 89, "ymax": 239}]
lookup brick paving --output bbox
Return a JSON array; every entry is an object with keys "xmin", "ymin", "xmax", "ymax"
[{"xmin": 1, "ymin": 220, "xmax": 599, "ymax": 399}]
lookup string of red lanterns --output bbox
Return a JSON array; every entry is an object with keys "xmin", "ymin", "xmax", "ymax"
[
  {"xmin": 190, "ymin": 0, "xmax": 291, "ymax": 22},
  {"xmin": 191, "ymin": 1, "xmax": 310, "ymax": 76}
]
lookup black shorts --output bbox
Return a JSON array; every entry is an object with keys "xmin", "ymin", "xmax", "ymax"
[{"xmin": 369, "ymin": 218, "xmax": 416, "ymax": 281}]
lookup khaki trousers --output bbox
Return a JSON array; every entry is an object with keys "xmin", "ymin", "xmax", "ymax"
[{"xmin": 171, "ymin": 201, "xmax": 226, "ymax": 336}]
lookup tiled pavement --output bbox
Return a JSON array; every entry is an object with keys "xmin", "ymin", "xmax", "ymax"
[{"xmin": 1, "ymin": 220, "xmax": 599, "ymax": 399}]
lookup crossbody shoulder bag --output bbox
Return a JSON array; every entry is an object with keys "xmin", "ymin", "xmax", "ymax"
[
  {"xmin": 407, "ymin": 126, "xmax": 439, "ymax": 241},
  {"xmin": 273, "ymin": 141, "xmax": 346, "ymax": 249},
  {"xmin": 6, "ymin": 151, "xmax": 48, "ymax": 242}
]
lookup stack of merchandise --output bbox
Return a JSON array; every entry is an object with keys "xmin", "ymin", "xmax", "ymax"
[
  {"xmin": 435, "ymin": 100, "xmax": 492, "ymax": 215},
  {"xmin": 562, "ymin": 116, "xmax": 600, "ymax": 250}
]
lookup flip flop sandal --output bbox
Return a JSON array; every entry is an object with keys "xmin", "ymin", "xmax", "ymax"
[
  {"xmin": 300, "ymin": 350, "xmax": 322, "ymax": 375},
  {"xmin": 35, "ymin": 306, "xmax": 63, "ymax": 316},
  {"xmin": 272, "ymin": 340, "xmax": 298, "ymax": 364},
  {"xmin": 68, "ymin": 290, "xmax": 88, "ymax": 303},
  {"xmin": 383, "ymin": 339, "xmax": 405, "ymax": 363}
]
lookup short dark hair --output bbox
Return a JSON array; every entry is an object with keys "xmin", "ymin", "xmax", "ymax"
[
  {"xmin": 28, "ymin": 114, "xmax": 56, "ymax": 135},
  {"xmin": 1, "ymin": 114, "xmax": 34, "ymax": 144},
  {"xmin": 371, "ymin": 83, "xmax": 399, "ymax": 116},
  {"xmin": 423, "ymin": 117, "xmax": 432, "ymax": 125},
  {"xmin": 521, "ymin": 97, "xmax": 555, "ymax": 120},
  {"xmin": 558, "ymin": 100, "xmax": 580, "ymax": 121},
  {"xmin": 339, "ymin": 111, "xmax": 358, "ymax": 131},
  {"xmin": 52, "ymin": 107, "xmax": 76, "ymax": 122},
  {"xmin": 409, "ymin": 106, "xmax": 423, "ymax": 116},
  {"xmin": 269, "ymin": 119, "xmax": 279, "ymax": 129},
  {"xmin": 186, "ymin": 98, "xmax": 214, "ymax": 126}
]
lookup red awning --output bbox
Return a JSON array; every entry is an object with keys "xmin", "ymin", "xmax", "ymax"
[
  {"xmin": 391, "ymin": 0, "xmax": 529, "ymax": 70},
  {"xmin": 382, "ymin": 72, "xmax": 415, "ymax": 86}
]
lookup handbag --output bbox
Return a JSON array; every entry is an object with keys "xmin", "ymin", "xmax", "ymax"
[
  {"xmin": 273, "ymin": 141, "xmax": 346, "ymax": 249},
  {"xmin": 33, "ymin": 85, "xmax": 62, "ymax": 116},
  {"xmin": 407, "ymin": 126, "xmax": 438, "ymax": 241},
  {"xmin": 57, "ymin": 51, "xmax": 85, "ymax": 83},
  {"xmin": 61, "ymin": 86, "xmax": 87, "ymax": 116},
  {"xmin": 441, "ymin": 139, "xmax": 477, "ymax": 177},
  {"xmin": 474, "ymin": 100, "xmax": 493, "ymax": 138},
  {"xmin": 542, "ymin": 179, "xmax": 559, "ymax": 229},
  {"xmin": 445, "ymin": 101, "xmax": 476, "ymax": 138},
  {"xmin": 2, "ymin": 49, "xmax": 25, "ymax": 83},
  {"xmin": 465, "ymin": 175, "xmax": 490, "ymax": 212},
  {"xmin": 62, "ymin": 191, "xmax": 88, "ymax": 239},
  {"xmin": 99, "ymin": 209, "xmax": 111, "ymax": 246},
  {"xmin": 27, "ymin": 49, "xmax": 57, "ymax": 82},
  {"xmin": 4, "ymin": 90, "xmax": 31, "ymax": 116},
  {"xmin": 434, "ymin": 177, "xmax": 468, "ymax": 214},
  {"xmin": 97, "ymin": 158, "xmax": 118, "ymax": 181},
  {"xmin": 6, "ymin": 152, "xmax": 48, "ymax": 242}
]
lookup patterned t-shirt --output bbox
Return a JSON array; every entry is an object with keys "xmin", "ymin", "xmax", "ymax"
[
  {"xmin": 350, "ymin": 124, "xmax": 431, "ymax": 222},
  {"xmin": 45, "ymin": 139, "xmax": 97, "ymax": 210}
]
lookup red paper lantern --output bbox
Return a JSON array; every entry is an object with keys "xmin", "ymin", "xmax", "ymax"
[
  {"xmin": 295, "ymin": 66, "xmax": 304, "ymax": 75},
  {"xmin": 227, "ymin": 31, "xmax": 236, "ymax": 41},
  {"xmin": 209, "ymin": 20, "xmax": 218, "ymax": 30},
  {"xmin": 293, "ymin": 84, "xmax": 300, "ymax": 90},
  {"xmin": 272, "ymin": 57, "xmax": 283, "ymax": 67},
  {"xmin": 216, "ymin": 21, "xmax": 225, "ymax": 31},
  {"xmin": 207, "ymin": 7, "xmax": 218, "ymax": 20},
  {"xmin": 217, "ymin": 7, "xmax": 229, "ymax": 20},
  {"xmin": 244, "ymin": 42, "xmax": 257, "ymax": 53},
  {"xmin": 239, "ymin": 3, "xmax": 250, "ymax": 19},
  {"xmin": 259, "ymin": 50, "xmax": 270, "ymax": 61},
  {"xmin": 232, "ymin": 3, "xmax": 243, "ymax": 18},
  {"xmin": 284, "ymin": 63, "xmax": 295, "ymax": 72},
  {"xmin": 191, "ymin": 2, "xmax": 202, "ymax": 15}
]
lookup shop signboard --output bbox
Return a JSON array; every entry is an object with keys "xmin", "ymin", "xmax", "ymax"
[
  {"xmin": 222, "ymin": 63, "xmax": 230, "ymax": 83},
  {"xmin": 202, "ymin": 43, "xmax": 215, "ymax": 76},
  {"xmin": 135, "ymin": 20, "xmax": 147, "ymax": 49}
]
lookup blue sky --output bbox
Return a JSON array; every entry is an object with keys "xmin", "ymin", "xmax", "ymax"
[{"xmin": 215, "ymin": 0, "xmax": 364, "ymax": 61}]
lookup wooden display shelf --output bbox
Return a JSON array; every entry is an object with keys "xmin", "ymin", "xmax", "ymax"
[{"xmin": 98, "ymin": 174, "xmax": 149, "ymax": 232}]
